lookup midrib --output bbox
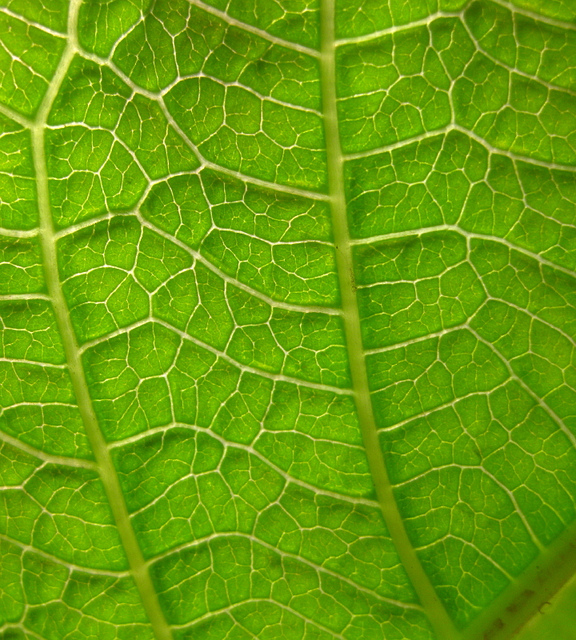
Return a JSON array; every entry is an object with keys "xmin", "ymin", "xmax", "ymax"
[
  {"xmin": 318, "ymin": 2, "xmax": 459, "ymax": 638},
  {"xmin": 32, "ymin": 3, "xmax": 172, "ymax": 639}
]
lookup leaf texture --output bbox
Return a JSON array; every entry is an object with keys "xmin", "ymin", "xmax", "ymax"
[{"xmin": 1, "ymin": 0, "xmax": 576, "ymax": 639}]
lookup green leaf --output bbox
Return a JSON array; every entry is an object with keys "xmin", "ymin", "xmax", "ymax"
[{"xmin": 1, "ymin": 0, "xmax": 575, "ymax": 639}]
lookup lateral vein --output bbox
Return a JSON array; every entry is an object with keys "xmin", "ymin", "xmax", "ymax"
[
  {"xmin": 319, "ymin": 1, "xmax": 460, "ymax": 638},
  {"xmin": 31, "ymin": 2, "xmax": 172, "ymax": 639}
]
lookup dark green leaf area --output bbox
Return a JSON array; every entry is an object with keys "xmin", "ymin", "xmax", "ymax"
[
  {"xmin": 263, "ymin": 382, "xmax": 361, "ymax": 445},
  {"xmin": 0, "ymin": 237, "xmax": 44, "ymax": 295},
  {"xmin": 511, "ymin": 163, "xmax": 576, "ymax": 272},
  {"xmin": 77, "ymin": 0, "xmax": 149, "ymax": 57},
  {"xmin": 113, "ymin": 10, "xmax": 178, "ymax": 93},
  {"xmin": 471, "ymin": 299, "xmax": 576, "ymax": 400},
  {"xmin": 204, "ymin": 0, "xmax": 320, "ymax": 50},
  {"xmin": 431, "ymin": 18, "xmax": 476, "ymax": 81},
  {"xmin": 470, "ymin": 243, "xmax": 576, "ymax": 431},
  {"xmin": 82, "ymin": 319, "xmax": 362, "ymax": 498},
  {"xmin": 165, "ymin": 78, "xmax": 327, "ymax": 191},
  {"xmin": 497, "ymin": 0, "xmax": 576, "ymax": 23},
  {"xmin": 383, "ymin": 386, "xmax": 576, "ymax": 541},
  {"xmin": 388, "ymin": 387, "xmax": 576, "ymax": 627},
  {"xmin": 368, "ymin": 331, "xmax": 509, "ymax": 425},
  {"xmin": 116, "ymin": 95, "xmax": 200, "ymax": 179},
  {"xmin": 227, "ymin": 286, "xmax": 350, "ymax": 385},
  {"xmin": 347, "ymin": 133, "xmax": 576, "ymax": 287},
  {"xmin": 140, "ymin": 174, "xmax": 211, "ymax": 251},
  {"xmin": 0, "ymin": 359, "xmax": 74, "ymax": 407},
  {"xmin": 46, "ymin": 127, "xmax": 147, "ymax": 229},
  {"xmin": 401, "ymin": 462, "xmax": 539, "ymax": 623},
  {"xmin": 0, "ymin": 542, "xmax": 153, "ymax": 639},
  {"xmin": 140, "ymin": 169, "xmax": 338, "ymax": 307},
  {"xmin": 201, "ymin": 170, "xmax": 332, "ymax": 243},
  {"xmin": 210, "ymin": 372, "xmax": 271, "ymax": 445},
  {"xmin": 254, "ymin": 429, "xmax": 371, "ymax": 497},
  {"xmin": 48, "ymin": 56, "xmax": 131, "ymax": 129},
  {"xmin": 201, "ymin": 229, "xmax": 338, "ymax": 306},
  {"xmin": 112, "ymin": 429, "xmax": 284, "ymax": 554},
  {"xmin": 0, "ymin": 344, "xmax": 91, "ymax": 457},
  {"xmin": 0, "ymin": 402, "xmax": 91, "ymax": 460},
  {"xmin": 175, "ymin": 262, "xmax": 233, "ymax": 351},
  {"xmin": 84, "ymin": 325, "xmax": 277, "ymax": 443},
  {"xmin": 59, "ymin": 211, "xmax": 343, "ymax": 385},
  {"xmin": 453, "ymin": 52, "xmax": 576, "ymax": 165},
  {"xmin": 1, "ymin": 0, "xmax": 69, "ymax": 32},
  {"xmin": 168, "ymin": 339, "xmax": 240, "ymax": 434},
  {"xmin": 0, "ymin": 118, "xmax": 37, "ymax": 230},
  {"xmin": 111, "ymin": 426, "xmax": 421, "ymax": 606},
  {"xmin": 58, "ymin": 217, "xmax": 149, "ymax": 344},
  {"xmin": 337, "ymin": 26, "xmax": 451, "ymax": 153},
  {"xmin": 82, "ymin": 325, "xmax": 176, "ymax": 441},
  {"xmin": 356, "ymin": 231, "xmax": 467, "ymax": 286},
  {"xmin": 356, "ymin": 231, "xmax": 485, "ymax": 349},
  {"xmin": 172, "ymin": 604, "xmax": 429, "ymax": 640},
  {"xmin": 0, "ymin": 441, "xmax": 40, "ymax": 487},
  {"xmin": 336, "ymin": 0, "xmax": 469, "ymax": 40},
  {"xmin": 470, "ymin": 240, "xmax": 576, "ymax": 349},
  {"xmin": 112, "ymin": 1, "xmax": 321, "ymax": 111},
  {"xmin": 49, "ymin": 56, "xmax": 198, "ymax": 182},
  {"xmin": 1, "ymin": 465, "xmax": 127, "ymax": 570},
  {"xmin": 255, "ymin": 383, "xmax": 374, "ymax": 495},
  {"xmin": 0, "ymin": 12, "xmax": 66, "ymax": 117},
  {"xmin": 381, "ymin": 375, "xmax": 576, "ymax": 626},
  {"xmin": 345, "ymin": 132, "xmax": 487, "ymax": 238},
  {"xmin": 465, "ymin": 1, "xmax": 576, "ymax": 91},
  {"xmin": 253, "ymin": 486, "xmax": 418, "ymax": 602},
  {"xmin": 336, "ymin": 9, "xmax": 576, "ymax": 163},
  {"xmin": 151, "ymin": 535, "xmax": 433, "ymax": 638}
]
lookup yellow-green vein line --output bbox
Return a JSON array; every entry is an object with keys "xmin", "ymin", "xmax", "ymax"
[
  {"xmin": 32, "ymin": 2, "xmax": 172, "ymax": 639},
  {"xmin": 319, "ymin": 1, "xmax": 460, "ymax": 638}
]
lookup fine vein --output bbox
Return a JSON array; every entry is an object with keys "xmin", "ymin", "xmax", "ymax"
[
  {"xmin": 319, "ymin": 1, "xmax": 460, "ymax": 637},
  {"xmin": 32, "ymin": 2, "xmax": 172, "ymax": 639}
]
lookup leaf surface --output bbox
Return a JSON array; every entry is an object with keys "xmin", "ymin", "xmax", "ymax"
[{"xmin": 1, "ymin": 0, "xmax": 576, "ymax": 639}]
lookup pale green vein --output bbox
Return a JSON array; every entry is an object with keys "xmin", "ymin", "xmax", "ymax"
[
  {"xmin": 157, "ymin": 95, "xmax": 331, "ymax": 201},
  {"xmin": 0, "ymin": 533, "xmax": 130, "ymax": 577},
  {"xmin": 108, "ymin": 422, "xmax": 377, "ymax": 508},
  {"xmin": 31, "ymin": 2, "xmax": 172, "ymax": 639},
  {"xmin": 335, "ymin": 11, "xmax": 462, "ymax": 45},
  {"xmin": 0, "ymin": 101, "xmax": 32, "ymax": 128},
  {"xmin": 170, "ymin": 599, "xmax": 349, "ymax": 639},
  {"xmin": 0, "ymin": 228, "xmax": 38, "ymax": 238},
  {"xmin": 0, "ymin": 6, "xmax": 67, "ymax": 37},
  {"xmin": 320, "ymin": 0, "xmax": 460, "ymax": 638},
  {"xmin": 0, "ymin": 429, "xmax": 96, "ymax": 469},
  {"xmin": 191, "ymin": 0, "xmax": 321, "ymax": 58},
  {"xmin": 492, "ymin": 0, "xmax": 576, "ymax": 30},
  {"xmin": 160, "ymin": 74, "xmax": 323, "ymax": 116},
  {"xmin": 344, "ymin": 124, "xmax": 576, "ymax": 172},
  {"xmin": 0, "ymin": 293, "xmax": 50, "ymax": 302},
  {"xmin": 138, "ymin": 215, "xmax": 344, "ymax": 316},
  {"xmin": 350, "ymin": 224, "xmax": 576, "ymax": 281},
  {"xmin": 79, "ymin": 316, "xmax": 354, "ymax": 396},
  {"xmin": 146, "ymin": 531, "xmax": 415, "ymax": 609},
  {"xmin": 467, "ymin": 326, "xmax": 576, "ymax": 453}
]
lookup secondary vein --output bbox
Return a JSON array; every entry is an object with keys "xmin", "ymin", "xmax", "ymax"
[
  {"xmin": 319, "ymin": 1, "xmax": 461, "ymax": 637},
  {"xmin": 32, "ymin": 2, "xmax": 172, "ymax": 639}
]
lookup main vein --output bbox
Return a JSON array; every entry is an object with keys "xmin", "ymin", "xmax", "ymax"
[
  {"xmin": 32, "ymin": 2, "xmax": 172, "ymax": 639},
  {"xmin": 318, "ymin": 2, "xmax": 460, "ymax": 638}
]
